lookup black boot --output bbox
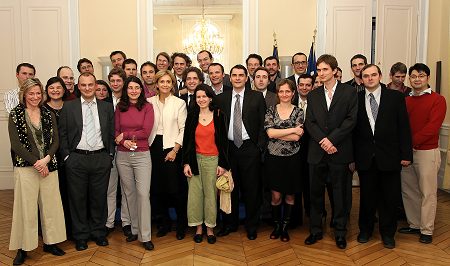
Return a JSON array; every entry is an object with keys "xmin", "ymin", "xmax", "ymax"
[
  {"xmin": 13, "ymin": 249, "xmax": 27, "ymax": 265},
  {"xmin": 270, "ymin": 204, "xmax": 282, "ymax": 239},
  {"xmin": 281, "ymin": 204, "xmax": 293, "ymax": 242}
]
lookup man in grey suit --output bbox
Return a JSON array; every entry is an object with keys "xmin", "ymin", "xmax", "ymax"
[
  {"xmin": 254, "ymin": 67, "xmax": 277, "ymax": 107},
  {"xmin": 59, "ymin": 73, "xmax": 115, "ymax": 251}
]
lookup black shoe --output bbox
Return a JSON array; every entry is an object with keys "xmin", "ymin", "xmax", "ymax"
[
  {"xmin": 43, "ymin": 244, "xmax": 65, "ymax": 256},
  {"xmin": 156, "ymin": 227, "xmax": 169, "ymax": 238},
  {"xmin": 304, "ymin": 233, "xmax": 323, "ymax": 245},
  {"xmin": 176, "ymin": 230, "xmax": 186, "ymax": 240},
  {"xmin": 207, "ymin": 235, "xmax": 216, "ymax": 244},
  {"xmin": 126, "ymin": 234, "xmax": 138, "ymax": 242},
  {"xmin": 357, "ymin": 232, "xmax": 371, "ymax": 243},
  {"xmin": 122, "ymin": 225, "xmax": 132, "ymax": 237},
  {"xmin": 216, "ymin": 226, "xmax": 237, "ymax": 237},
  {"xmin": 382, "ymin": 236, "xmax": 395, "ymax": 249},
  {"xmin": 419, "ymin": 234, "xmax": 432, "ymax": 244},
  {"xmin": 75, "ymin": 239, "xmax": 88, "ymax": 251},
  {"xmin": 247, "ymin": 231, "xmax": 257, "ymax": 240},
  {"xmin": 106, "ymin": 226, "xmax": 115, "ymax": 236},
  {"xmin": 143, "ymin": 241, "xmax": 154, "ymax": 250},
  {"xmin": 280, "ymin": 222, "xmax": 290, "ymax": 242},
  {"xmin": 398, "ymin": 227, "xmax": 420, "ymax": 234},
  {"xmin": 92, "ymin": 237, "xmax": 109, "ymax": 246},
  {"xmin": 335, "ymin": 236, "xmax": 347, "ymax": 249},
  {"xmin": 13, "ymin": 249, "xmax": 27, "ymax": 265},
  {"xmin": 270, "ymin": 223, "xmax": 282, "ymax": 239},
  {"xmin": 193, "ymin": 234, "xmax": 203, "ymax": 243}
]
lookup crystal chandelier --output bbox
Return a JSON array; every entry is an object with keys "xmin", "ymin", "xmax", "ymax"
[{"xmin": 183, "ymin": 3, "xmax": 224, "ymax": 56}]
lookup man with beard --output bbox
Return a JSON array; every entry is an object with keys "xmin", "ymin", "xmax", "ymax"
[
  {"xmin": 264, "ymin": 56, "xmax": 281, "ymax": 93},
  {"xmin": 140, "ymin": 61, "xmax": 157, "ymax": 98}
]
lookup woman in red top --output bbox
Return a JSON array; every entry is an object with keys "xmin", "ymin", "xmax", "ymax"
[
  {"xmin": 114, "ymin": 76, "xmax": 154, "ymax": 250},
  {"xmin": 182, "ymin": 84, "xmax": 229, "ymax": 244}
]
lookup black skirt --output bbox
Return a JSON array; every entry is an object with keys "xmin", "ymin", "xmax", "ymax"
[{"xmin": 264, "ymin": 151, "xmax": 302, "ymax": 194}]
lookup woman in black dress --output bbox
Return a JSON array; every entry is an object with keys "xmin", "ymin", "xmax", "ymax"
[{"xmin": 264, "ymin": 79, "xmax": 304, "ymax": 242}]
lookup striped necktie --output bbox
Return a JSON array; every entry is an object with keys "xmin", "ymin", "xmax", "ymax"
[{"xmin": 85, "ymin": 101, "xmax": 96, "ymax": 148}]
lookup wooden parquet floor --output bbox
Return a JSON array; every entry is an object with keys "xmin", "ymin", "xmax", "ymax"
[{"xmin": 2, "ymin": 188, "xmax": 450, "ymax": 265}]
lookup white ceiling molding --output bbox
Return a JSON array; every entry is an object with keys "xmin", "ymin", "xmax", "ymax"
[
  {"xmin": 154, "ymin": 5, "xmax": 241, "ymax": 15},
  {"xmin": 178, "ymin": 15, "xmax": 233, "ymax": 20}
]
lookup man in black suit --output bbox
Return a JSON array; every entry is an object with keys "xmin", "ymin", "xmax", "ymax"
[
  {"xmin": 215, "ymin": 64, "xmax": 267, "ymax": 240},
  {"xmin": 304, "ymin": 54, "xmax": 357, "ymax": 249},
  {"xmin": 180, "ymin": 66, "xmax": 204, "ymax": 111},
  {"xmin": 288, "ymin": 52, "xmax": 308, "ymax": 106},
  {"xmin": 353, "ymin": 64, "xmax": 412, "ymax": 249},
  {"xmin": 245, "ymin": 54, "xmax": 263, "ymax": 90},
  {"xmin": 208, "ymin": 63, "xmax": 231, "ymax": 95},
  {"xmin": 254, "ymin": 67, "xmax": 277, "ymax": 107},
  {"xmin": 59, "ymin": 73, "xmax": 115, "ymax": 251}
]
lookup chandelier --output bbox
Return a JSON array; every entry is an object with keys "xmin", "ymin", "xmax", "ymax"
[{"xmin": 183, "ymin": 3, "xmax": 224, "ymax": 56}]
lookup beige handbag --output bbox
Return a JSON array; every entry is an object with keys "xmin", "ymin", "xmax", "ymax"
[{"xmin": 216, "ymin": 170, "xmax": 234, "ymax": 214}]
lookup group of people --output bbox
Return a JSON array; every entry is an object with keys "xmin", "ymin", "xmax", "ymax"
[{"xmin": 5, "ymin": 48, "xmax": 446, "ymax": 265}]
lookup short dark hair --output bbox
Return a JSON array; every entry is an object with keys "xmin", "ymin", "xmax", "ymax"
[
  {"xmin": 117, "ymin": 76, "xmax": 147, "ymax": 112},
  {"xmin": 276, "ymin": 79, "xmax": 296, "ymax": 93},
  {"xmin": 193, "ymin": 84, "xmax": 216, "ymax": 112},
  {"xmin": 390, "ymin": 62, "xmax": 407, "ymax": 75},
  {"xmin": 45, "ymin": 76, "xmax": 68, "ymax": 101},
  {"xmin": 336, "ymin": 67, "xmax": 342, "ymax": 73},
  {"xmin": 110, "ymin": 50, "xmax": 127, "ymax": 60},
  {"xmin": 291, "ymin": 52, "xmax": 307, "ymax": 64},
  {"xmin": 298, "ymin": 73, "xmax": 314, "ymax": 85},
  {"xmin": 408, "ymin": 63, "xmax": 430, "ymax": 76},
  {"xmin": 140, "ymin": 61, "xmax": 157, "ymax": 73},
  {"xmin": 361, "ymin": 64, "xmax": 382, "ymax": 78},
  {"xmin": 254, "ymin": 66, "xmax": 269, "ymax": 76},
  {"xmin": 246, "ymin": 54, "xmax": 263, "ymax": 66},
  {"xmin": 350, "ymin": 54, "xmax": 367, "ymax": 66},
  {"xmin": 197, "ymin": 50, "xmax": 213, "ymax": 60},
  {"xmin": 16, "ymin": 63, "xmax": 35, "ymax": 75},
  {"xmin": 316, "ymin": 54, "xmax": 338, "ymax": 70},
  {"xmin": 122, "ymin": 58, "xmax": 137, "ymax": 69},
  {"xmin": 171, "ymin": 52, "xmax": 192, "ymax": 67},
  {"xmin": 77, "ymin": 58, "xmax": 93, "ymax": 72},
  {"xmin": 264, "ymin": 56, "xmax": 279, "ymax": 66},
  {"xmin": 208, "ymin": 63, "xmax": 224, "ymax": 74},
  {"xmin": 108, "ymin": 67, "xmax": 127, "ymax": 81},
  {"xmin": 182, "ymin": 67, "xmax": 204, "ymax": 83},
  {"xmin": 56, "ymin": 66, "xmax": 71, "ymax": 77},
  {"xmin": 230, "ymin": 64, "xmax": 248, "ymax": 77}
]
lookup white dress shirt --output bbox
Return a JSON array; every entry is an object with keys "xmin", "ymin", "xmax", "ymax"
[
  {"xmin": 77, "ymin": 97, "xmax": 105, "ymax": 151},
  {"xmin": 228, "ymin": 89, "xmax": 250, "ymax": 141},
  {"xmin": 365, "ymin": 86, "xmax": 381, "ymax": 134},
  {"xmin": 324, "ymin": 81, "xmax": 338, "ymax": 110}
]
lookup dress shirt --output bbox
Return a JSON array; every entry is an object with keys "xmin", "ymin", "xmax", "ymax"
[
  {"xmin": 294, "ymin": 74, "xmax": 300, "ymax": 85},
  {"xmin": 365, "ymin": 86, "xmax": 381, "ymax": 134},
  {"xmin": 410, "ymin": 87, "xmax": 432, "ymax": 97},
  {"xmin": 154, "ymin": 98, "xmax": 164, "ymax": 135},
  {"xmin": 260, "ymin": 89, "xmax": 267, "ymax": 98},
  {"xmin": 112, "ymin": 94, "xmax": 120, "ymax": 110},
  {"xmin": 4, "ymin": 87, "xmax": 19, "ymax": 113},
  {"xmin": 204, "ymin": 73, "xmax": 211, "ymax": 86},
  {"xmin": 298, "ymin": 99, "xmax": 308, "ymax": 115},
  {"xmin": 228, "ymin": 89, "xmax": 250, "ymax": 141},
  {"xmin": 213, "ymin": 84, "xmax": 224, "ymax": 95},
  {"xmin": 77, "ymin": 97, "xmax": 105, "ymax": 151},
  {"xmin": 187, "ymin": 92, "xmax": 194, "ymax": 106},
  {"xmin": 324, "ymin": 80, "xmax": 338, "ymax": 110}
]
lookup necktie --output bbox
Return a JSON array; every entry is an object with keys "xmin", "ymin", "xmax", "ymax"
[
  {"xmin": 188, "ymin": 94, "xmax": 194, "ymax": 107},
  {"xmin": 233, "ymin": 94, "xmax": 243, "ymax": 148},
  {"xmin": 178, "ymin": 80, "xmax": 183, "ymax": 91},
  {"xmin": 369, "ymin": 93, "xmax": 378, "ymax": 121},
  {"xmin": 85, "ymin": 102, "xmax": 96, "ymax": 148},
  {"xmin": 299, "ymin": 101, "xmax": 306, "ymax": 121}
]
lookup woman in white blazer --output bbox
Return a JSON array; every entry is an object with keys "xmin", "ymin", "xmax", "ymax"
[{"xmin": 147, "ymin": 70, "xmax": 188, "ymax": 240}]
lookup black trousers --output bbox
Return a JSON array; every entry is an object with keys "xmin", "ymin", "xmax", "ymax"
[
  {"xmin": 358, "ymin": 159, "xmax": 400, "ymax": 238},
  {"xmin": 66, "ymin": 151, "xmax": 111, "ymax": 240},
  {"xmin": 221, "ymin": 140, "xmax": 262, "ymax": 232},
  {"xmin": 309, "ymin": 159, "xmax": 352, "ymax": 237}
]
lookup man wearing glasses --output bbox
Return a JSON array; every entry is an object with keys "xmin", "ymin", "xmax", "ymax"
[{"xmin": 289, "ymin": 53, "xmax": 307, "ymax": 106}]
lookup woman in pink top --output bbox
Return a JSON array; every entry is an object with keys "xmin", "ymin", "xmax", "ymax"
[{"xmin": 114, "ymin": 76, "xmax": 155, "ymax": 250}]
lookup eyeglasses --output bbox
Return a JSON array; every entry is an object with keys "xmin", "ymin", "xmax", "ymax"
[
  {"xmin": 410, "ymin": 74, "xmax": 427, "ymax": 80},
  {"xmin": 293, "ymin": 61, "xmax": 307, "ymax": 66}
]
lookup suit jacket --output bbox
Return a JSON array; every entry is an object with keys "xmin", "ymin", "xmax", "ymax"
[
  {"xmin": 223, "ymin": 74, "xmax": 232, "ymax": 88},
  {"xmin": 287, "ymin": 74, "xmax": 300, "ymax": 106},
  {"xmin": 148, "ymin": 94, "xmax": 187, "ymax": 149},
  {"xmin": 58, "ymin": 98, "xmax": 115, "ymax": 159},
  {"xmin": 353, "ymin": 86, "xmax": 412, "ymax": 171},
  {"xmin": 216, "ymin": 88, "xmax": 267, "ymax": 150},
  {"xmin": 180, "ymin": 93, "xmax": 195, "ymax": 111},
  {"xmin": 305, "ymin": 82, "xmax": 357, "ymax": 164},
  {"xmin": 287, "ymin": 74, "xmax": 296, "ymax": 84},
  {"xmin": 264, "ymin": 90, "xmax": 278, "ymax": 107}
]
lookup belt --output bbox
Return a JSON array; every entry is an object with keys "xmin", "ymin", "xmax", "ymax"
[{"xmin": 74, "ymin": 148, "xmax": 106, "ymax": 155}]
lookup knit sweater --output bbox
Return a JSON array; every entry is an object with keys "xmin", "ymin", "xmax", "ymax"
[{"xmin": 406, "ymin": 92, "xmax": 446, "ymax": 150}]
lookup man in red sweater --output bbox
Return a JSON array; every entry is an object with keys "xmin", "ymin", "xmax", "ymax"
[{"xmin": 398, "ymin": 63, "xmax": 446, "ymax": 244}]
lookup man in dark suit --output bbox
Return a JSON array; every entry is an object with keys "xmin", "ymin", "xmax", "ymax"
[
  {"xmin": 304, "ymin": 54, "xmax": 357, "ymax": 249},
  {"xmin": 245, "ymin": 54, "xmax": 263, "ymax": 90},
  {"xmin": 208, "ymin": 63, "xmax": 232, "ymax": 95},
  {"xmin": 180, "ymin": 66, "xmax": 204, "ymax": 111},
  {"xmin": 254, "ymin": 67, "xmax": 277, "ymax": 107},
  {"xmin": 288, "ymin": 52, "xmax": 308, "ymax": 106},
  {"xmin": 59, "ymin": 72, "xmax": 115, "ymax": 251},
  {"xmin": 353, "ymin": 64, "xmax": 412, "ymax": 249},
  {"xmin": 215, "ymin": 64, "xmax": 267, "ymax": 240}
]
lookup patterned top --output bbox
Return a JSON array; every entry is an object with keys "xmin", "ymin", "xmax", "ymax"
[
  {"xmin": 264, "ymin": 105, "xmax": 303, "ymax": 156},
  {"xmin": 4, "ymin": 88, "xmax": 19, "ymax": 114}
]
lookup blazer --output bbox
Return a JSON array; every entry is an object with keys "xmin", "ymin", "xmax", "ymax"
[
  {"xmin": 353, "ymin": 86, "xmax": 412, "ymax": 171},
  {"xmin": 180, "ymin": 93, "xmax": 196, "ymax": 111},
  {"xmin": 182, "ymin": 109, "xmax": 230, "ymax": 175},
  {"xmin": 216, "ymin": 88, "xmax": 267, "ymax": 150},
  {"xmin": 265, "ymin": 90, "xmax": 278, "ymax": 107},
  {"xmin": 147, "ymin": 94, "xmax": 187, "ymax": 149},
  {"xmin": 58, "ymin": 98, "xmax": 115, "ymax": 159},
  {"xmin": 305, "ymin": 82, "xmax": 357, "ymax": 164}
]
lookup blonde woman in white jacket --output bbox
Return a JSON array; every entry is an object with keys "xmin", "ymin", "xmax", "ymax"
[{"xmin": 147, "ymin": 70, "xmax": 188, "ymax": 240}]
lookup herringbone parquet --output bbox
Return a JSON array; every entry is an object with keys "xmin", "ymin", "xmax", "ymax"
[{"xmin": 1, "ymin": 188, "xmax": 450, "ymax": 265}]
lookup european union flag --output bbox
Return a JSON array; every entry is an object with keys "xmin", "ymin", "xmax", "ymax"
[{"xmin": 307, "ymin": 42, "xmax": 316, "ymax": 75}]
